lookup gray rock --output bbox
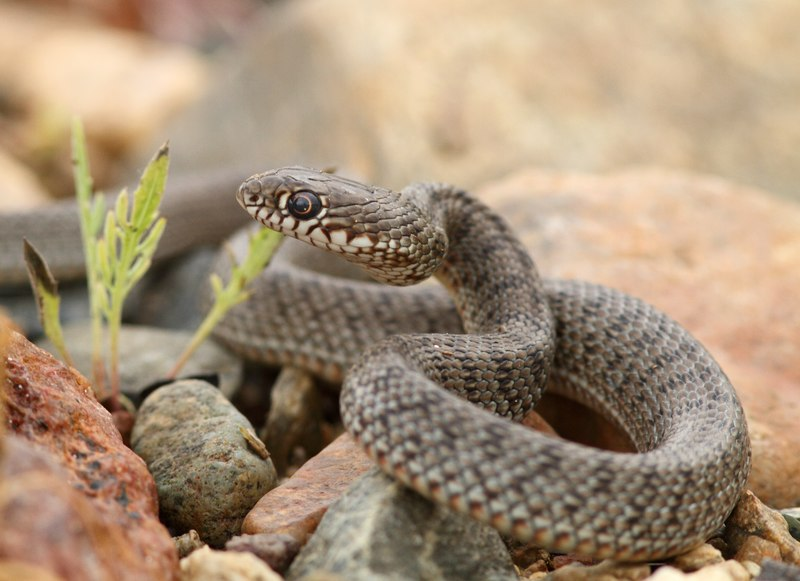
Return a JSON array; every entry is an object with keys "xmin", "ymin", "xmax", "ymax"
[
  {"xmin": 758, "ymin": 559, "xmax": 800, "ymax": 581},
  {"xmin": 131, "ymin": 380, "xmax": 277, "ymax": 547},
  {"xmin": 261, "ymin": 365, "xmax": 323, "ymax": 475},
  {"xmin": 226, "ymin": 533, "xmax": 301, "ymax": 575},
  {"xmin": 38, "ymin": 322, "xmax": 242, "ymax": 401},
  {"xmin": 287, "ymin": 467, "xmax": 516, "ymax": 581}
]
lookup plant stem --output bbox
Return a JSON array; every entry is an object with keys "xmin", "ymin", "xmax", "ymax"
[{"xmin": 72, "ymin": 119, "xmax": 107, "ymax": 395}]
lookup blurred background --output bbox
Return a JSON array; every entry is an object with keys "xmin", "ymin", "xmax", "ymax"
[{"xmin": 0, "ymin": 0, "xmax": 798, "ymax": 202}]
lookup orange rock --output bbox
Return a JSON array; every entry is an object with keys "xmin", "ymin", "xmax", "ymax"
[
  {"xmin": 242, "ymin": 433, "xmax": 372, "ymax": 544},
  {"xmin": 2, "ymin": 330, "xmax": 178, "ymax": 580},
  {"xmin": 0, "ymin": 435, "xmax": 146, "ymax": 580}
]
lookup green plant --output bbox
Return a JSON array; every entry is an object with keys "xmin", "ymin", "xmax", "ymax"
[
  {"xmin": 168, "ymin": 227, "xmax": 282, "ymax": 378},
  {"xmin": 92, "ymin": 144, "xmax": 169, "ymax": 408},
  {"xmin": 23, "ymin": 239, "xmax": 73, "ymax": 368},
  {"xmin": 72, "ymin": 119, "xmax": 108, "ymax": 390},
  {"xmin": 27, "ymin": 120, "xmax": 284, "ymax": 409}
]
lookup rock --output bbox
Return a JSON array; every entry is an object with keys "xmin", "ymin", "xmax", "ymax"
[
  {"xmin": 0, "ymin": 560, "xmax": 65, "ymax": 581},
  {"xmin": 286, "ymin": 467, "xmax": 517, "ymax": 581},
  {"xmin": 131, "ymin": 379, "xmax": 278, "ymax": 547},
  {"xmin": 667, "ymin": 544, "xmax": 725, "ymax": 572},
  {"xmin": 261, "ymin": 365, "xmax": 323, "ymax": 475},
  {"xmin": 757, "ymin": 559, "xmax": 800, "ymax": 580},
  {"xmin": 180, "ymin": 546, "xmax": 283, "ymax": 581},
  {"xmin": 509, "ymin": 543, "xmax": 551, "ymax": 575},
  {"xmin": 242, "ymin": 433, "xmax": 372, "ymax": 545},
  {"xmin": 725, "ymin": 491, "xmax": 800, "ymax": 566},
  {"xmin": 648, "ymin": 561, "xmax": 751, "ymax": 580},
  {"xmin": 3, "ymin": 330, "xmax": 178, "ymax": 579},
  {"xmin": 158, "ymin": 0, "xmax": 800, "ymax": 201},
  {"xmin": 0, "ymin": 435, "xmax": 169, "ymax": 581},
  {"xmin": 734, "ymin": 536, "xmax": 781, "ymax": 565},
  {"xmin": 226, "ymin": 533, "xmax": 301, "ymax": 575},
  {"xmin": 39, "ymin": 323, "xmax": 242, "ymax": 402},
  {"xmin": 545, "ymin": 560, "xmax": 650, "ymax": 580},
  {"xmin": 175, "ymin": 530, "xmax": 206, "ymax": 559}
]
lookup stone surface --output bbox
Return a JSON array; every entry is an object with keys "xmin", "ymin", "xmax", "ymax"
[
  {"xmin": 757, "ymin": 559, "xmax": 800, "ymax": 580},
  {"xmin": 39, "ymin": 323, "xmax": 242, "ymax": 402},
  {"xmin": 668, "ymin": 544, "xmax": 725, "ymax": 572},
  {"xmin": 545, "ymin": 560, "xmax": 650, "ymax": 580},
  {"xmin": 180, "ymin": 546, "xmax": 283, "ymax": 581},
  {"xmin": 3, "ymin": 330, "xmax": 178, "ymax": 579},
  {"xmin": 286, "ymin": 467, "xmax": 517, "ymax": 581},
  {"xmin": 0, "ymin": 561, "xmax": 66, "ymax": 581},
  {"xmin": 725, "ymin": 491, "xmax": 800, "ymax": 566},
  {"xmin": 734, "ymin": 536, "xmax": 781, "ymax": 565},
  {"xmin": 242, "ymin": 433, "xmax": 372, "ymax": 544},
  {"xmin": 175, "ymin": 530, "xmax": 207, "ymax": 559},
  {"xmin": 131, "ymin": 379, "xmax": 277, "ymax": 547},
  {"xmin": 648, "ymin": 561, "xmax": 751, "ymax": 580},
  {"xmin": 157, "ymin": 0, "xmax": 800, "ymax": 202},
  {"xmin": 261, "ymin": 365, "xmax": 323, "ymax": 475},
  {"xmin": 0, "ymin": 435, "xmax": 161, "ymax": 581},
  {"xmin": 226, "ymin": 533, "xmax": 301, "ymax": 575}
]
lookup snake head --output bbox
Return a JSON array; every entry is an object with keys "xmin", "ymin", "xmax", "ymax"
[{"xmin": 236, "ymin": 166, "xmax": 446, "ymax": 285}]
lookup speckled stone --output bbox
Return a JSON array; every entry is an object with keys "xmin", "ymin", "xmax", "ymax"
[
  {"xmin": 131, "ymin": 379, "xmax": 277, "ymax": 547},
  {"xmin": 287, "ymin": 467, "xmax": 516, "ymax": 581}
]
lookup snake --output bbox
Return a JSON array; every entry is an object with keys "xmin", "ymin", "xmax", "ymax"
[
  {"xmin": 0, "ymin": 165, "xmax": 750, "ymax": 561},
  {"xmin": 221, "ymin": 166, "xmax": 751, "ymax": 561}
]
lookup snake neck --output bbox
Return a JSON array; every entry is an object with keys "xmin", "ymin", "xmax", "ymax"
[{"xmin": 407, "ymin": 183, "xmax": 554, "ymax": 336}]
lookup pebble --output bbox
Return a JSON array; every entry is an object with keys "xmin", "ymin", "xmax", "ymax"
[
  {"xmin": 131, "ymin": 379, "xmax": 277, "ymax": 547},
  {"xmin": 261, "ymin": 365, "xmax": 323, "ymax": 475},
  {"xmin": 180, "ymin": 546, "xmax": 282, "ymax": 581},
  {"xmin": 757, "ymin": 559, "xmax": 800, "ymax": 580},
  {"xmin": 648, "ymin": 561, "xmax": 750, "ymax": 580},
  {"xmin": 725, "ymin": 491, "xmax": 800, "ymax": 565},
  {"xmin": 242, "ymin": 433, "xmax": 372, "ymax": 545},
  {"xmin": 0, "ymin": 435, "xmax": 173, "ymax": 581},
  {"xmin": 667, "ymin": 543, "xmax": 725, "ymax": 571},
  {"xmin": 39, "ymin": 323, "xmax": 242, "ymax": 402},
  {"xmin": 286, "ymin": 467, "xmax": 517, "ymax": 581},
  {"xmin": 3, "ymin": 330, "xmax": 178, "ymax": 579},
  {"xmin": 226, "ymin": 533, "xmax": 301, "ymax": 575}
]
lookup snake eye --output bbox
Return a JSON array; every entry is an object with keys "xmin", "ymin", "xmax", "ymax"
[{"xmin": 287, "ymin": 191, "xmax": 322, "ymax": 220}]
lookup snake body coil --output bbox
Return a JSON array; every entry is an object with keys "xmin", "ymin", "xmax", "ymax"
[{"xmin": 230, "ymin": 167, "xmax": 750, "ymax": 560}]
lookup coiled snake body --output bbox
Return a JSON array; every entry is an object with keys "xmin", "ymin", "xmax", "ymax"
[{"xmin": 226, "ymin": 167, "xmax": 750, "ymax": 561}]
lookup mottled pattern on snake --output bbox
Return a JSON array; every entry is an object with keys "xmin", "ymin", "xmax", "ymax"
[{"xmin": 227, "ymin": 166, "xmax": 750, "ymax": 561}]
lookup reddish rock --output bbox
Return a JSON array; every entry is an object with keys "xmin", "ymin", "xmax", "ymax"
[
  {"xmin": 3, "ymin": 330, "xmax": 178, "ymax": 580},
  {"xmin": 242, "ymin": 433, "xmax": 372, "ymax": 545},
  {"xmin": 725, "ymin": 490, "xmax": 800, "ymax": 565},
  {"xmin": 0, "ymin": 435, "xmax": 145, "ymax": 580}
]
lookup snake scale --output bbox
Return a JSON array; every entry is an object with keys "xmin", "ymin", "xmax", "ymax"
[
  {"xmin": 0, "ymin": 166, "xmax": 750, "ymax": 561},
  {"xmin": 224, "ymin": 167, "xmax": 750, "ymax": 561}
]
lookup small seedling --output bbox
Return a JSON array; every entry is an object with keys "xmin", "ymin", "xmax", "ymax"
[{"xmin": 168, "ymin": 227, "xmax": 282, "ymax": 378}]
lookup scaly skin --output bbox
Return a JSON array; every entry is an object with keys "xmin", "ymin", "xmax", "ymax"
[{"xmin": 226, "ymin": 167, "xmax": 750, "ymax": 560}]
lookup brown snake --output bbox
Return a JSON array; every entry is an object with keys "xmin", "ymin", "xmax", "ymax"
[{"xmin": 221, "ymin": 166, "xmax": 750, "ymax": 561}]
